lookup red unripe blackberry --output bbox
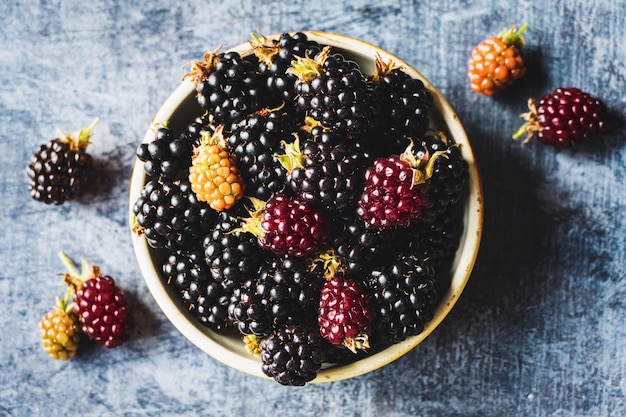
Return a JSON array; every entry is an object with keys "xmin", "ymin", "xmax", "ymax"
[
  {"xmin": 513, "ymin": 87, "xmax": 607, "ymax": 148},
  {"xmin": 61, "ymin": 252, "xmax": 130, "ymax": 348},
  {"xmin": 357, "ymin": 141, "xmax": 447, "ymax": 229},
  {"xmin": 237, "ymin": 195, "xmax": 326, "ymax": 257},
  {"xmin": 318, "ymin": 275, "xmax": 373, "ymax": 352},
  {"xmin": 260, "ymin": 325, "xmax": 325, "ymax": 386},
  {"xmin": 26, "ymin": 118, "xmax": 98, "ymax": 205}
]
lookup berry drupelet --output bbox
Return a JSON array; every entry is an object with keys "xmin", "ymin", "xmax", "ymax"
[{"xmin": 27, "ymin": 118, "xmax": 98, "ymax": 205}]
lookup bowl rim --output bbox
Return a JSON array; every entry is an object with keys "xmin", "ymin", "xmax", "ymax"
[{"xmin": 129, "ymin": 31, "xmax": 484, "ymax": 383}]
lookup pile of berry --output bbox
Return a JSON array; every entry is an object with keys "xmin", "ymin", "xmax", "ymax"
[{"xmin": 131, "ymin": 32, "xmax": 470, "ymax": 386}]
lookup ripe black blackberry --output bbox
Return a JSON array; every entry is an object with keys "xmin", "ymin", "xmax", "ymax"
[
  {"xmin": 227, "ymin": 256, "xmax": 321, "ymax": 337},
  {"xmin": 184, "ymin": 48, "xmax": 268, "ymax": 127},
  {"xmin": 366, "ymin": 55, "xmax": 433, "ymax": 157},
  {"xmin": 289, "ymin": 46, "xmax": 380, "ymax": 138},
  {"xmin": 367, "ymin": 253, "xmax": 438, "ymax": 347},
  {"xmin": 26, "ymin": 118, "xmax": 98, "ymax": 205},
  {"xmin": 162, "ymin": 249, "xmax": 231, "ymax": 332},
  {"xmin": 251, "ymin": 32, "xmax": 321, "ymax": 120},
  {"xmin": 136, "ymin": 125, "xmax": 193, "ymax": 181},
  {"xmin": 402, "ymin": 205, "xmax": 462, "ymax": 269},
  {"xmin": 260, "ymin": 325, "xmax": 325, "ymax": 386},
  {"xmin": 132, "ymin": 179, "xmax": 216, "ymax": 250},
  {"xmin": 328, "ymin": 213, "xmax": 399, "ymax": 275},
  {"xmin": 203, "ymin": 208, "xmax": 268, "ymax": 291},
  {"xmin": 413, "ymin": 132, "xmax": 469, "ymax": 219},
  {"xmin": 279, "ymin": 132, "xmax": 366, "ymax": 212},
  {"xmin": 226, "ymin": 108, "xmax": 293, "ymax": 200}
]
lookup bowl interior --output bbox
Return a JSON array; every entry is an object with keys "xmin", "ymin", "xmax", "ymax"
[{"xmin": 129, "ymin": 31, "xmax": 483, "ymax": 383}]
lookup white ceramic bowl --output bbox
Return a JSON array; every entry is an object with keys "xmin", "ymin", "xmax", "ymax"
[{"xmin": 129, "ymin": 31, "xmax": 483, "ymax": 383}]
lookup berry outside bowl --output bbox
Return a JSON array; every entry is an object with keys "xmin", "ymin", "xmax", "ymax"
[{"xmin": 128, "ymin": 31, "xmax": 484, "ymax": 383}]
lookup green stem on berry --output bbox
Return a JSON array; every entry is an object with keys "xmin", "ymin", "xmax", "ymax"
[
  {"xmin": 243, "ymin": 334, "xmax": 262, "ymax": 357},
  {"xmin": 58, "ymin": 117, "xmax": 98, "ymax": 152},
  {"xmin": 276, "ymin": 135, "xmax": 304, "ymax": 173},
  {"xmin": 232, "ymin": 197, "xmax": 266, "ymax": 239},
  {"xmin": 371, "ymin": 53, "xmax": 403, "ymax": 83},
  {"xmin": 59, "ymin": 251, "xmax": 100, "ymax": 292},
  {"xmin": 198, "ymin": 125, "xmax": 227, "ymax": 149},
  {"xmin": 183, "ymin": 46, "xmax": 223, "ymax": 84},
  {"xmin": 399, "ymin": 138, "xmax": 449, "ymax": 187},
  {"xmin": 287, "ymin": 45, "xmax": 332, "ymax": 82},
  {"xmin": 512, "ymin": 98, "xmax": 541, "ymax": 144},
  {"xmin": 249, "ymin": 31, "xmax": 279, "ymax": 67},
  {"xmin": 498, "ymin": 23, "xmax": 529, "ymax": 49}
]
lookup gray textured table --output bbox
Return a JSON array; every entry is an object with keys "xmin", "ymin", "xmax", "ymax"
[{"xmin": 2, "ymin": 1, "xmax": 625, "ymax": 416}]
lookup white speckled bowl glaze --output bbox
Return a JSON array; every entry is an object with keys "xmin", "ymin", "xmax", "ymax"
[{"xmin": 129, "ymin": 31, "xmax": 483, "ymax": 383}]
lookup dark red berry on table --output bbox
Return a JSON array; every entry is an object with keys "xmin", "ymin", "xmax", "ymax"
[
  {"xmin": 357, "ymin": 140, "xmax": 448, "ymax": 229},
  {"xmin": 60, "ymin": 252, "xmax": 130, "ymax": 348},
  {"xmin": 26, "ymin": 118, "xmax": 98, "ymax": 205},
  {"xmin": 513, "ymin": 87, "xmax": 608, "ymax": 148},
  {"xmin": 39, "ymin": 290, "xmax": 81, "ymax": 360},
  {"xmin": 468, "ymin": 24, "xmax": 528, "ymax": 96},
  {"xmin": 260, "ymin": 325, "xmax": 325, "ymax": 386},
  {"xmin": 236, "ymin": 195, "xmax": 326, "ymax": 257}
]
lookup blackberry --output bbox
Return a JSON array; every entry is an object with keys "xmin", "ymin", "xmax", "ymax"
[
  {"xmin": 203, "ymin": 209, "xmax": 268, "ymax": 291},
  {"xmin": 251, "ymin": 32, "xmax": 321, "ymax": 120},
  {"xmin": 402, "ymin": 205, "xmax": 463, "ymax": 269},
  {"xmin": 26, "ymin": 118, "xmax": 98, "ymax": 205},
  {"xmin": 279, "ymin": 134, "xmax": 366, "ymax": 212},
  {"xmin": 413, "ymin": 133, "xmax": 469, "ymax": 219},
  {"xmin": 226, "ymin": 108, "xmax": 292, "ymax": 200},
  {"xmin": 184, "ymin": 48, "xmax": 267, "ymax": 127},
  {"xmin": 366, "ymin": 55, "xmax": 433, "ymax": 157},
  {"xmin": 513, "ymin": 87, "xmax": 607, "ymax": 148},
  {"xmin": 289, "ymin": 46, "xmax": 380, "ymax": 138},
  {"xmin": 163, "ymin": 249, "xmax": 231, "ymax": 332},
  {"xmin": 328, "ymin": 214, "xmax": 399, "ymax": 275},
  {"xmin": 260, "ymin": 325, "xmax": 325, "ymax": 386},
  {"xmin": 132, "ymin": 179, "xmax": 216, "ymax": 250},
  {"xmin": 228, "ymin": 256, "xmax": 321, "ymax": 337},
  {"xmin": 136, "ymin": 125, "xmax": 193, "ymax": 181},
  {"xmin": 367, "ymin": 253, "xmax": 438, "ymax": 346}
]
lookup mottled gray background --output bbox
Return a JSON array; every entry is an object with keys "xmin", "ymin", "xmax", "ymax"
[{"xmin": 1, "ymin": 0, "xmax": 626, "ymax": 416}]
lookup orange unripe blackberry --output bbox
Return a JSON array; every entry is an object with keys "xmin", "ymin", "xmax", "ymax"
[
  {"xmin": 39, "ymin": 292, "xmax": 81, "ymax": 360},
  {"xmin": 189, "ymin": 126, "xmax": 244, "ymax": 211},
  {"xmin": 468, "ymin": 24, "xmax": 528, "ymax": 96}
]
